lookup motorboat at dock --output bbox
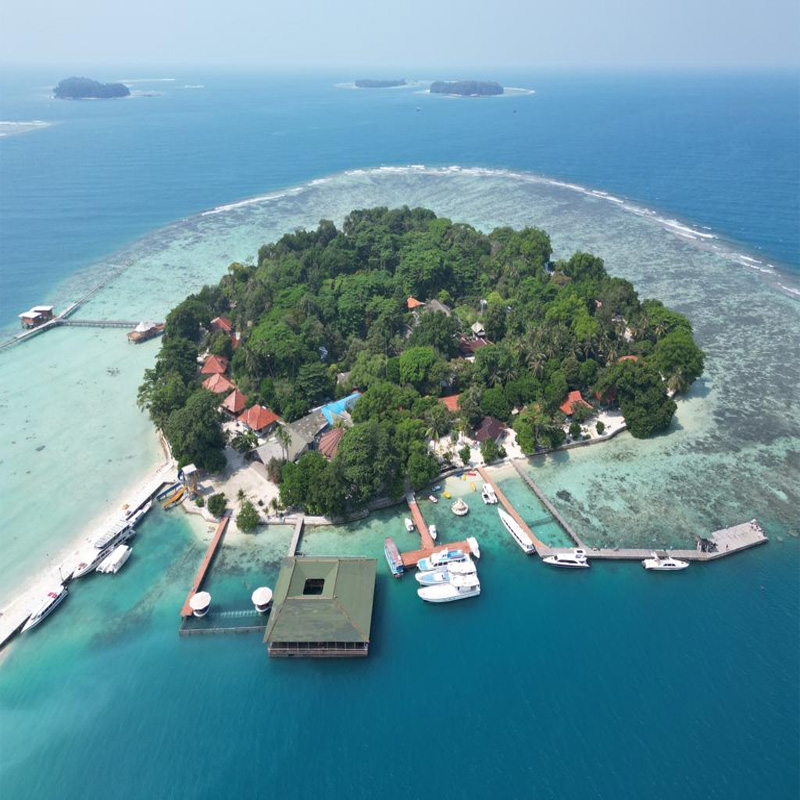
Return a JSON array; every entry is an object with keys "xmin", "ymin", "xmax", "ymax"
[
  {"xmin": 417, "ymin": 548, "xmax": 468, "ymax": 572},
  {"xmin": 21, "ymin": 584, "xmax": 68, "ymax": 632},
  {"xmin": 466, "ymin": 536, "xmax": 481, "ymax": 559},
  {"xmin": 71, "ymin": 521, "xmax": 133, "ymax": 578},
  {"xmin": 643, "ymin": 552, "xmax": 689, "ymax": 571},
  {"xmin": 481, "ymin": 483, "xmax": 498, "ymax": 504},
  {"xmin": 497, "ymin": 508, "xmax": 535, "ymax": 554},
  {"xmin": 429, "ymin": 524, "xmax": 438, "ymax": 541},
  {"xmin": 415, "ymin": 558, "xmax": 477, "ymax": 585},
  {"xmin": 96, "ymin": 544, "xmax": 132, "ymax": 574},
  {"xmin": 418, "ymin": 573, "xmax": 481, "ymax": 603},
  {"xmin": 404, "ymin": 517, "xmax": 415, "ymax": 532},
  {"xmin": 124, "ymin": 500, "xmax": 152, "ymax": 528},
  {"xmin": 384, "ymin": 537, "xmax": 404, "ymax": 577},
  {"xmin": 542, "ymin": 548, "xmax": 590, "ymax": 569}
]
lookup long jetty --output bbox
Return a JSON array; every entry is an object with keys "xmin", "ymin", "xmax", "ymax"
[
  {"xmin": 510, "ymin": 461, "xmax": 585, "ymax": 548},
  {"xmin": 477, "ymin": 466, "xmax": 548, "ymax": 555},
  {"xmin": 180, "ymin": 512, "xmax": 231, "ymax": 618}
]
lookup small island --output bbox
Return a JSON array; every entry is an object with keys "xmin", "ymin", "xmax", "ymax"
[
  {"xmin": 354, "ymin": 79, "xmax": 407, "ymax": 89},
  {"xmin": 54, "ymin": 77, "xmax": 130, "ymax": 100},
  {"xmin": 139, "ymin": 207, "xmax": 704, "ymax": 518},
  {"xmin": 430, "ymin": 80, "xmax": 504, "ymax": 97}
]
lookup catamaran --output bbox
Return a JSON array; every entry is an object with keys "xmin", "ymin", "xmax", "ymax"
[
  {"xmin": 417, "ymin": 573, "xmax": 481, "ymax": 603},
  {"xmin": 497, "ymin": 508, "xmax": 535, "ymax": 554},
  {"xmin": 642, "ymin": 552, "xmax": 689, "ymax": 571},
  {"xmin": 21, "ymin": 584, "xmax": 68, "ymax": 632},
  {"xmin": 542, "ymin": 548, "xmax": 591, "ymax": 569}
]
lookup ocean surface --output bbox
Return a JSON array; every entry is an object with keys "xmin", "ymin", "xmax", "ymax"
[{"xmin": 0, "ymin": 70, "xmax": 798, "ymax": 798}]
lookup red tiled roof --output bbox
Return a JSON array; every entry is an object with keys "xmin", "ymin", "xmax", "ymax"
[
  {"xmin": 210, "ymin": 316, "xmax": 232, "ymax": 333},
  {"xmin": 221, "ymin": 388, "xmax": 248, "ymax": 414},
  {"xmin": 200, "ymin": 354, "xmax": 229, "ymax": 375},
  {"xmin": 202, "ymin": 373, "xmax": 235, "ymax": 395},
  {"xmin": 407, "ymin": 297, "xmax": 425, "ymax": 309},
  {"xmin": 618, "ymin": 355, "xmax": 638, "ymax": 362},
  {"xmin": 237, "ymin": 404, "xmax": 280, "ymax": 432},
  {"xmin": 318, "ymin": 427, "xmax": 345, "ymax": 460},
  {"xmin": 457, "ymin": 335, "xmax": 490, "ymax": 357},
  {"xmin": 560, "ymin": 390, "xmax": 592, "ymax": 416},
  {"xmin": 474, "ymin": 416, "xmax": 506, "ymax": 444},
  {"xmin": 439, "ymin": 394, "xmax": 460, "ymax": 412}
]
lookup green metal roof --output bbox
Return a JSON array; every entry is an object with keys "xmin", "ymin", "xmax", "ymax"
[{"xmin": 264, "ymin": 557, "xmax": 377, "ymax": 644}]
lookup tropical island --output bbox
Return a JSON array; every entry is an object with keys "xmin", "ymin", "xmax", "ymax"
[
  {"xmin": 430, "ymin": 80, "xmax": 504, "ymax": 96},
  {"xmin": 355, "ymin": 79, "xmax": 407, "ymax": 89},
  {"xmin": 53, "ymin": 77, "xmax": 130, "ymax": 99},
  {"xmin": 138, "ymin": 207, "xmax": 704, "ymax": 519}
]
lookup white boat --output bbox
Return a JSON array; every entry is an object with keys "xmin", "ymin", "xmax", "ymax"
[
  {"xmin": 190, "ymin": 591, "xmax": 212, "ymax": 618},
  {"xmin": 418, "ymin": 573, "xmax": 481, "ymax": 603},
  {"xmin": 542, "ymin": 548, "xmax": 590, "ymax": 569},
  {"xmin": 497, "ymin": 508, "xmax": 535, "ymax": 554},
  {"xmin": 481, "ymin": 483, "xmax": 498, "ymax": 504},
  {"xmin": 417, "ymin": 548, "xmax": 467, "ymax": 572},
  {"xmin": 415, "ymin": 559, "xmax": 477, "ymax": 584},
  {"xmin": 451, "ymin": 498, "xmax": 469, "ymax": 516},
  {"xmin": 466, "ymin": 536, "xmax": 481, "ymax": 559},
  {"xmin": 125, "ymin": 500, "xmax": 152, "ymax": 528},
  {"xmin": 96, "ymin": 544, "xmax": 132, "ymax": 574},
  {"xmin": 429, "ymin": 524, "xmax": 438, "ymax": 541},
  {"xmin": 404, "ymin": 517, "xmax": 415, "ymax": 532},
  {"xmin": 72, "ymin": 523, "xmax": 134, "ymax": 578},
  {"xmin": 428, "ymin": 495, "xmax": 438, "ymax": 504},
  {"xmin": 21, "ymin": 584, "xmax": 68, "ymax": 632},
  {"xmin": 643, "ymin": 552, "xmax": 689, "ymax": 571}
]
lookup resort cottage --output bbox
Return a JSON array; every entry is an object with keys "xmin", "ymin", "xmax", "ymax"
[
  {"xmin": 237, "ymin": 404, "xmax": 280, "ymax": 435},
  {"xmin": 200, "ymin": 354, "xmax": 229, "ymax": 375}
]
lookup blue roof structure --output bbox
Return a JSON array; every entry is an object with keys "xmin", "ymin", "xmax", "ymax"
[{"xmin": 320, "ymin": 392, "xmax": 361, "ymax": 426}]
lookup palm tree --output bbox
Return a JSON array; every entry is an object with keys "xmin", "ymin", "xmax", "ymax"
[{"xmin": 275, "ymin": 425, "xmax": 292, "ymax": 460}]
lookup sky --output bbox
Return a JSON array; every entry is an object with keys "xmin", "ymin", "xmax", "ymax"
[{"xmin": 1, "ymin": 0, "xmax": 798, "ymax": 70}]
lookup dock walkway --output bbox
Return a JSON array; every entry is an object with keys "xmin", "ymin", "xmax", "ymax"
[
  {"xmin": 401, "ymin": 540, "xmax": 473, "ymax": 568},
  {"xmin": 180, "ymin": 512, "xmax": 231, "ymax": 618},
  {"xmin": 510, "ymin": 461, "xmax": 585, "ymax": 548},
  {"xmin": 287, "ymin": 516, "xmax": 304, "ymax": 556},
  {"xmin": 477, "ymin": 466, "xmax": 548, "ymax": 555},
  {"xmin": 406, "ymin": 493, "xmax": 434, "ymax": 549}
]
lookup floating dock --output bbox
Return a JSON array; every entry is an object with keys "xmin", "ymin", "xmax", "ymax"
[{"xmin": 180, "ymin": 512, "xmax": 231, "ymax": 618}]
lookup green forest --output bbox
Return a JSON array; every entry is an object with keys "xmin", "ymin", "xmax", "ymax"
[
  {"xmin": 430, "ymin": 80, "xmax": 503, "ymax": 96},
  {"xmin": 138, "ymin": 206, "xmax": 704, "ymax": 516},
  {"xmin": 54, "ymin": 77, "xmax": 130, "ymax": 99}
]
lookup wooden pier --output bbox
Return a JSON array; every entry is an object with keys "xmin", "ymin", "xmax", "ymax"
[
  {"xmin": 400, "ymin": 541, "xmax": 474, "ymax": 568},
  {"xmin": 406, "ymin": 492, "xmax": 434, "ymax": 549},
  {"xmin": 476, "ymin": 466, "xmax": 548, "ymax": 555},
  {"xmin": 60, "ymin": 319, "xmax": 140, "ymax": 329},
  {"xmin": 510, "ymin": 461, "xmax": 585, "ymax": 548},
  {"xmin": 180, "ymin": 512, "xmax": 231, "ymax": 618}
]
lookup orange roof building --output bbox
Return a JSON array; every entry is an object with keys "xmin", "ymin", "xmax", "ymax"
[
  {"xmin": 238, "ymin": 404, "xmax": 281, "ymax": 433},
  {"xmin": 318, "ymin": 427, "xmax": 345, "ymax": 460},
  {"xmin": 221, "ymin": 388, "xmax": 248, "ymax": 415},
  {"xmin": 202, "ymin": 373, "xmax": 235, "ymax": 395},
  {"xmin": 407, "ymin": 297, "xmax": 425, "ymax": 310},
  {"xmin": 439, "ymin": 394, "xmax": 460, "ymax": 412},
  {"xmin": 210, "ymin": 316, "xmax": 233, "ymax": 333},
  {"xmin": 618, "ymin": 355, "xmax": 639, "ymax": 363},
  {"xmin": 560, "ymin": 390, "xmax": 592, "ymax": 416},
  {"xmin": 201, "ymin": 354, "xmax": 229, "ymax": 375}
]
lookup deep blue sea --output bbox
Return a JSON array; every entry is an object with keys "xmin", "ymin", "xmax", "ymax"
[{"xmin": 0, "ymin": 69, "xmax": 798, "ymax": 799}]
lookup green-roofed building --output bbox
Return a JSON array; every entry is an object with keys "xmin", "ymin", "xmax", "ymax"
[{"xmin": 264, "ymin": 557, "xmax": 377, "ymax": 658}]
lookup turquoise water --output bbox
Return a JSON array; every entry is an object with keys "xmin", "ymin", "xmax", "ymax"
[{"xmin": 0, "ymin": 72, "xmax": 798, "ymax": 797}]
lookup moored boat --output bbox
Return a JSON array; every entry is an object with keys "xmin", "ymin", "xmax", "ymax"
[
  {"xmin": 417, "ymin": 548, "xmax": 467, "ymax": 572},
  {"xmin": 162, "ymin": 486, "xmax": 186, "ymax": 509},
  {"xmin": 481, "ymin": 483, "xmax": 498, "ymax": 504},
  {"xmin": 428, "ymin": 495, "xmax": 438, "ymax": 504},
  {"xmin": 466, "ymin": 536, "xmax": 481, "ymax": 559},
  {"xmin": 96, "ymin": 544, "xmax": 132, "ymax": 574},
  {"xmin": 156, "ymin": 482, "xmax": 182, "ymax": 502},
  {"xmin": 125, "ymin": 500, "xmax": 152, "ymax": 527},
  {"xmin": 21, "ymin": 584, "xmax": 68, "ymax": 632},
  {"xmin": 404, "ymin": 517, "xmax": 415, "ymax": 532},
  {"xmin": 643, "ymin": 552, "xmax": 689, "ymax": 571},
  {"xmin": 429, "ymin": 524, "xmax": 438, "ymax": 540},
  {"xmin": 415, "ymin": 558, "xmax": 477, "ymax": 585},
  {"xmin": 384, "ymin": 537, "xmax": 404, "ymax": 577},
  {"xmin": 498, "ymin": 508, "xmax": 535, "ymax": 554},
  {"xmin": 542, "ymin": 548, "xmax": 590, "ymax": 569},
  {"xmin": 72, "ymin": 521, "xmax": 133, "ymax": 578},
  {"xmin": 451, "ymin": 498, "xmax": 469, "ymax": 516},
  {"xmin": 417, "ymin": 573, "xmax": 481, "ymax": 603}
]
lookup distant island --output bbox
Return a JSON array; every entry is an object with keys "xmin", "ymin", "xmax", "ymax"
[
  {"xmin": 54, "ymin": 77, "xmax": 130, "ymax": 100},
  {"xmin": 354, "ymin": 79, "xmax": 407, "ymax": 89},
  {"xmin": 430, "ymin": 80, "xmax": 504, "ymax": 97}
]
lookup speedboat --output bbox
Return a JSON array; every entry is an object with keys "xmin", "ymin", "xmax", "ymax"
[
  {"xmin": 418, "ymin": 573, "xmax": 481, "ymax": 603},
  {"xmin": 643, "ymin": 552, "xmax": 689, "ymax": 571},
  {"xmin": 428, "ymin": 495, "xmax": 438, "ymax": 504},
  {"xmin": 542, "ymin": 548, "xmax": 590, "ymax": 569},
  {"xmin": 417, "ymin": 548, "xmax": 467, "ymax": 572},
  {"xmin": 415, "ymin": 559, "xmax": 477, "ymax": 585},
  {"xmin": 96, "ymin": 544, "xmax": 132, "ymax": 574},
  {"xmin": 21, "ymin": 584, "xmax": 68, "ymax": 632},
  {"xmin": 429, "ymin": 524, "xmax": 438, "ymax": 540},
  {"xmin": 481, "ymin": 483, "xmax": 498, "ymax": 504},
  {"xmin": 466, "ymin": 536, "xmax": 481, "ymax": 559},
  {"xmin": 498, "ymin": 508, "xmax": 535, "ymax": 554},
  {"xmin": 451, "ymin": 498, "xmax": 469, "ymax": 516},
  {"xmin": 404, "ymin": 517, "xmax": 415, "ymax": 532}
]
